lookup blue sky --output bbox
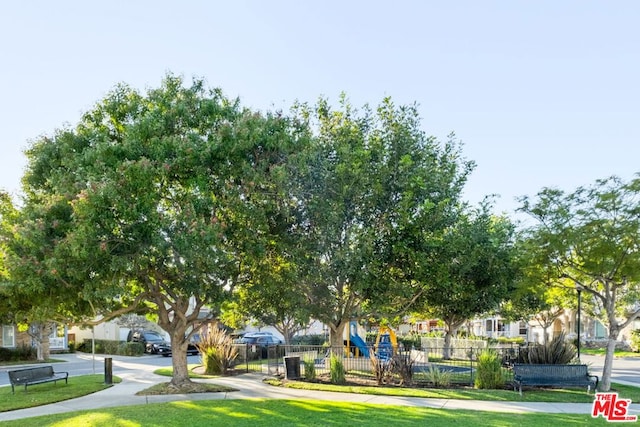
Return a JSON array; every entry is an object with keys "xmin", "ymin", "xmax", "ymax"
[{"xmin": 1, "ymin": 1, "xmax": 638, "ymax": 222}]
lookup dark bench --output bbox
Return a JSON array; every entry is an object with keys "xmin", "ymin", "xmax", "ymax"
[
  {"xmin": 8, "ymin": 366, "xmax": 69, "ymax": 394},
  {"xmin": 512, "ymin": 363, "xmax": 598, "ymax": 395}
]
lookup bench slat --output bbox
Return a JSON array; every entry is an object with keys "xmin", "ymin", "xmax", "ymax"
[
  {"xmin": 512, "ymin": 364, "xmax": 598, "ymax": 395},
  {"xmin": 8, "ymin": 366, "xmax": 69, "ymax": 394}
]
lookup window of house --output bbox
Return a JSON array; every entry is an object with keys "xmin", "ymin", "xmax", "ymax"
[
  {"xmin": 2, "ymin": 325, "xmax": 15, "ymax": 348},
  {"xmin": 519, "ymin": 322, "xmax": 527, "ymax": 335}
]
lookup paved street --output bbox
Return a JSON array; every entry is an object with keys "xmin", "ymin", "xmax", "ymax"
[{"xmin": 0, "ymin": 352, "xmax": 198, "ymax": 388}]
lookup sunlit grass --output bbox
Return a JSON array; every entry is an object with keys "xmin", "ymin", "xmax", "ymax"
[
  {"xmin": 268, "ymin": 378, "xmax": 640, "ymax": 403},
  {"xmin": 0, "ymin": 375, "xmax": 120, "ymax": 412},
  {"xmin": 581, "ymin": 348, "xmax": 640, "ymax": 358},
  {"xmin": 153, "ymin": 364, "xmax": 215, "ymax": 379},
  {"xmin": 0, "ymin": 399, "xmax": 608, "ymax": 427}
]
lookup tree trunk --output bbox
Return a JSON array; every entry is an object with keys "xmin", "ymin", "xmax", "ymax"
[
  {"xmin": 443, "ymin": 319, "xmax": 463, "ymax": 360},
  {"xmin": 329, "ymin": 321, "xmax": 347, "ymax": 354},
  {"xmin": 168, "ymin": 328, "xmax": 193, "ymax": 389},
  {"xmin": 600, "ymin": 333, "xmax": 618, "ymax": 392},
  {"xmin": 30, "ymin": 322, "xmax": 53, "ymax": 361}
]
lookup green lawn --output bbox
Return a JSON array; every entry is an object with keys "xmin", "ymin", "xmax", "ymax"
[
  {"xmin": 581, "ymin": 348, "xmax": 640, "ymax": 358},
  {"xmin": 0, "ymin": 375, "xmax": 120, "ymax": 412},
  {"xmin": 269, "ymin": 379, "xmax": 640, "ymax": 403},
  {"xmin": 0, "ymin": 399, "xmax": 611, "ymax": 427},
  {"xmin": 153, "ymin": 364, "xmax": 214, "ymax": 379}
]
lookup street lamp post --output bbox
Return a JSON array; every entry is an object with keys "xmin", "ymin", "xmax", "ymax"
[{"xmin": 576, "ymin": 286, "xmax": 582, "ymax": 361}]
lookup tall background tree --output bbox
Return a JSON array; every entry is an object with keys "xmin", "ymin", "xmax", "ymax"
[
  {"xmin": 409, "ymin": 203, "xmax": 518, "ymax": 358},
  {"xmin": 520, "ymin": 175, "xmax": 640, "ymax": 391},
  {"xmin": 288, "ymin": 97, "xmax": 473, "ymax": 348}
]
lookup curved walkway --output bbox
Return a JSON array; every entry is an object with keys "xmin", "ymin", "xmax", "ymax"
[{"xmin": 1, "ymin": 362, "xmax": 639, "ymax": 422}]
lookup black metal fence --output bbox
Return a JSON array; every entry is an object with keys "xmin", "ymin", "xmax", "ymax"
[{"xmin": 231, "ymin": 343, "xmax": 520, "ymax": 386}]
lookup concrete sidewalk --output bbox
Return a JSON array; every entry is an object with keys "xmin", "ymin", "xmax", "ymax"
[{"xmin": 2, "ymin": 370, "xmax": 639, "ymax": 422}]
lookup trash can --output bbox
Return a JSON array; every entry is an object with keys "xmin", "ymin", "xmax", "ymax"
[{"xmin": 283, "ymin": 356, "xmax": 301, "ymax": 380}]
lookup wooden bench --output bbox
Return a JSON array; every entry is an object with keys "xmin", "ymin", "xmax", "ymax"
[
  {"xmin": 512, "ymin": 363, "xmax": 598, "ymax": 395},
  {"xmin": 8, "ymin": 366, "xmax": 69, "ymax": 394}
]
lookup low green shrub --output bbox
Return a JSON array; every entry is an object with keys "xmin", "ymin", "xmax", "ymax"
[
  {"xmin": 496, "ymin": 336, "xmax": 525, "ymax": 345},
  {"xmin": 118, "ymin": 341, "xmax": 144, "ymax": 356},
  {"xmin": 303, "ymin": 358, "xmax": 316, "ymax": 380},
  {"xmin": 0, "ymin": 344, "xmax": 37, "ymax": 362},
  {"xmin": 197, "ymin": 328, "xmax": 238, "ymax": 375},
  {"xmin": 631, "ymin": 330, "xmax": 640, "ymax": 352},
  {"xmin": 291, "ymin": 334, "xmax": 327, "ymax": 346},
  {"xmin": 474, "ymin": 349, "xmax": 505, "ymax": 389},
  {"xmin": 517, "ymin": 332, "xmax": 576, "ymax": 364},
  {"xmin": 425, "ymin": 365, "xmax": 451, "ymax": 387},
  {"xmin": 77, "ymin": 339, "xmax": 142, "ymax": 356},
  {"xmin": 330, "ymin": 353, "xmax": 346, "ymax": 384}
]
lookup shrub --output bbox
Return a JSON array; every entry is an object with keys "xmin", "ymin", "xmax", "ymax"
[
  {"xmin": 118, "ymin": 341, "xmax": 144, "ymax": 356},
  {"xmin": 291, "ymin": 334, "xmax": 327, "ymax": 346},
  {"xmin": 390, "ymin": 353, "xmax": 415, "ymax": 386},
  {"xmin": 77, "ymin": 339, "xmax": 121, "ymax": 355},
  {"xmin": 329, "ymin": 353, "xmax": 346, "ymax": 384},
  {"xmin": 474, "ymin": 349, "xmax": 505, "ymax": 389},
  {"xmin": 425, "ymin": 365, "xmax": 451, "ymax": 388},
  {"xmin": 0, "ymin": 345, "xmax": 37, "ymax": 362},
  {"xmin": 517, "ymin": 332, "xmax": 577, "ymax": 364},
  {"xmin": 370, "ymin": 354, "xmax": 392, "ymax": 385},
  {"xmin": 303, "ymin": 358, "xmax": 316, "ymax": 380},
  {"xmin": 196, "ymin": 328, "xmax": 238, "ymax": 375},
  {"xmin": 631, "ymin": 330, "xmax": 640, "ymax": 352},
  {"xmin": 496, "ymin": 336, "xmax": 525, "ymax": 345},
  {"xmin": 397, "ymin": 334, "xmax": 421, "ymax": 351}
]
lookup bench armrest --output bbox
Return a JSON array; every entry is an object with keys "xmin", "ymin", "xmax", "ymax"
[{"xmin": 588, "ymin": 374, "xmax": 599, "ymax": 391}]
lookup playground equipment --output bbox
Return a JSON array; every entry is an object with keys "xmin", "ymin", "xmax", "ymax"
[
  {"xmin": 346, "ymin": 321, "xmax": 398, "ymax": 360},
  {"xmin": 375, "ymin": 326, "xmax": 398, "ymax": 361}
]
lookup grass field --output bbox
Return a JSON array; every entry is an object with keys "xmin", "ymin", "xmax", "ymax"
[
  {"xmin": 0, "ymin": 375, "xmax": 119, "ymax": 412},
  {"xmin": 0, "ymin": 399, "xmax": 612, "ymax": 427}
]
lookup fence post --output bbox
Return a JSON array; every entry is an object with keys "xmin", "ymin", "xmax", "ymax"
[{"xmin": 469, "ymin": 348, "xmax": 474, "ymax": 386}]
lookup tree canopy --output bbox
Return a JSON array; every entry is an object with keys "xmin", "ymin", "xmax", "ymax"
[
  {"xmin": 519, "ymin": 175, "xmax": 640, "ymax": 391},
  {"xmin": 4, "ymin": 75, "xmax": 307, "ymax": 387}
]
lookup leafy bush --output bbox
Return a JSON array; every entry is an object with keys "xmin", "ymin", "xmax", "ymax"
[
  {"xmin": 77, "ymin": 339, "xmax": 120, "ymax": 354},
  {"xmin": 291, "ymin": 334, "xmax": 327, "ymax": 346},
  {"xmin": 397, "ymin": 334, "xmax": 421, "ymax": 350},
  {"xmin": 118, "ymin": 342, "xmax": 144, "ymax": 356},
  {"xmin": 631, "ymin": 330, "xmax": 640, "ymax": 352},
  {"xmin": 303, "ymin": 358, "xmax": 316, "ymax": 380},
  {"xmin": 496, "ymin": 336, "xmax": 525, "ymax": 345},
  {"xmin": 517, "ymin": 332, "xmax": 577, "ymax": 364},
  {"xmin": 425, "ymin": 365, "xmax": 451, "ymax": 388},
  {"xmin": 474, "ymin": 349, "xmax": 505, "ymax": 389},
  {"xmin": 0, "ymin": 344, "xmax": 37, "ymax": 362},
  {"xmin": 196, "ymin": 328, "xmax": 238, "ymax": 375},
  {"xmin": 329, "ymin": 353, "xmax": 346, "ymax": 384}
]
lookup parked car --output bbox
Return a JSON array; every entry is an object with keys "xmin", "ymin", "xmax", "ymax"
[
  {"xmin": 238, "ymin": 333, "xmax": 283, "ymax": 358},
  {"xmin": 128, "ymin": 330, "xmax": 171, "ymax": 355},
  {"xmin": 159, "ymin": 334, "xmax": 200, "ymax": 357}
]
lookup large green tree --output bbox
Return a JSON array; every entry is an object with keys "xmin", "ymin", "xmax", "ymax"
[
  {"xmin": 520, "ymin": 175, "xmax": 640, "ymax": 391},
  {"xmin": 6, "ymin": 75, "xmax": 303, "ymax": 388},
  {"xmin": 288, "ymin": 97, "xmax": 473, "ymax": 348},
  {"xmin": 410, "ymin": 203, "xmax": 518, "ymax": 358},
  {"xmin": 501, "ymin": 238, "xmax": 574, "ymax": 344}
]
